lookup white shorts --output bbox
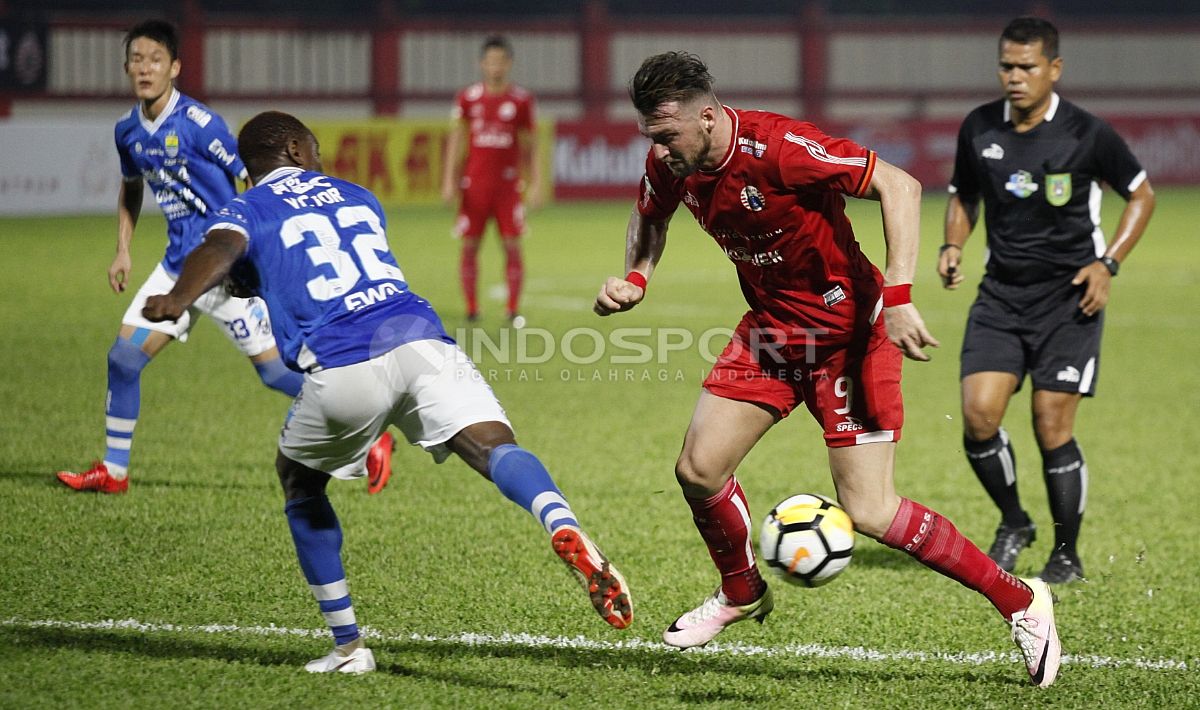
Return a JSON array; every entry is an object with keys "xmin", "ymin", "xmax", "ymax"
[
  {"xmin": 278, "ymin": 339, "xmax": 511, "ymax": 478},
  {"xmin": 122, "ymin": 263, "xmax": 277, "ymax": 357}
]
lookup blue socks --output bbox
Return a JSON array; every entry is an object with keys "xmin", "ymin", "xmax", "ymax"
[
  {"xmin": 488, "ymin": 444, "xmax": 578, "ymax": 534},
  {"xmin": 285, "ymin": 496, "xmax": 359, "ymax": 645},
  {"xmin": 254, "ymin": 356, "xmax": 304, "ymax": 397},
  {"xmin": 103, "ymin": 336, "xmax": 150, "ymax": 477}
]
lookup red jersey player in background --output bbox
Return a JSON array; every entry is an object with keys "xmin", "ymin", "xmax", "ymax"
[
  {"xmin": 442, "ymin": 35, "xmax": 542, "ymax": 327},
  {"xmin": 595, "ymin": 52, "xmax": 1061, "ymax": 687}
]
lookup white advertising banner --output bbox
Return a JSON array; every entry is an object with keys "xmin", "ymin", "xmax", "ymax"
[{"xmin": 0, "ymin": 120, "xmax": 154, "ymax": 216}]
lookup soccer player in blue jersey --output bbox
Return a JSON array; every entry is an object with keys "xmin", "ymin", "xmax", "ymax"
[
  {"xmin": 56, "ymin": 20, "xmax": 394, "ymax": 494},
  {"xmin": 142, "ymin": 111, "xmax": 633, "ymax": 672}
]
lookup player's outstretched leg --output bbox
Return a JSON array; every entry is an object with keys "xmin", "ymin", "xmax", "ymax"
[
  {"xmin": 57, "ymin": 336, "xmax": 150, "ymax": 493},
  {"xmin": 280, "ymin": 455, "xmax": 374, "ymax": 673},
  {"xmin": 365, "ymin": 431, "xmax": 395, "ymax": 495},
  {"xmin": 878, "ymin": 497, "xmax": 1061, "ymax": 686},
  {"xmin": 664, "ymin": 476, "xmax": 771, "ymax": 648},
  {"xmin": 488, "ymin": 443, "xmax": 633, "ymax": 629}
]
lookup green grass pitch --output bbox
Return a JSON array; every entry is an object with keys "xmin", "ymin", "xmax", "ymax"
[{"xmin": 0, "ymin": 189, "xmax": 1197, "ymax": 707}]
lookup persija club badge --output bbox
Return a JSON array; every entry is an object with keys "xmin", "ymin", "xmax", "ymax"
[{"xmin": 740, "ymin": 185, "xmax": 766, "ymax": 211}]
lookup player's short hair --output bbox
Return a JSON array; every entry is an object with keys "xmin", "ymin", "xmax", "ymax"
[
  {"xmin": 1001, "ymin": 16, "xmax": 1059, "ymax": 59},
  {"xmin": 238, "ymin": 111, "xmax": 312, "ymax": 176},
  {"xmin": 124, "ymin": 19, "xmax": 179, "ymax": 61},
  {"xmin": 481, "ymin": 35, "xmax": 512, "ymax": 57},
  {"xmin": 629, "ymin": 51, "xmax": 717, "ymax": 118}
]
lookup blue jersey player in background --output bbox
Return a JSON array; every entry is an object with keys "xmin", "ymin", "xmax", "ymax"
[
  {"xmin": 142, "ymin": 111, "xmax": 633, "ymax": 673},
  {"xmin": 57, "ymin": 21, "xmax": 394, "ymax": 494}
]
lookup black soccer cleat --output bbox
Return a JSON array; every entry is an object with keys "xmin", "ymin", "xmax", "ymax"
[
  {"xmin": 1039, "ymin": 550, "xmax": 1085, "ymax": 584},
  {"xmin": 987, "ymin": 521, "xmax": 1037, "ymax": 572}
]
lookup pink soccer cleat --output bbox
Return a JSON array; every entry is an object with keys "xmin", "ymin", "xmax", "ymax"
[{"xmin": 56, "ymin": 461, "xmax": 128, "ymax": 494}]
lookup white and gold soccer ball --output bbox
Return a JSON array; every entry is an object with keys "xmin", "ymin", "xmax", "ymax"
[{"xmin": 759, "ymin": 493, "xmax": 855, "ymax": 587}]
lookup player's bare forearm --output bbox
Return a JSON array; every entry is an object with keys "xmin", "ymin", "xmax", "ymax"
[
  {"xmin": 109, "ymin": 180, "xmax": 143, "ymax": 293},
  {"xmin": 1105, "ymin": 179, "xmax": 1156, "ymax": 263},
  {"xmin": 940, "ymin": 194, "xmax": 976, "ymax": 289},
  {"xmin": 626, "ymin": 210, "xmax": 668, "ymax": 276},
  {"xmin": 594, "ymin": 211, "xmax": 668, "ymax": 316},
  {"xmin": 142, "ymin": 230, "xmax": 246, "ymax": 322},
  {"xmin": 864, "ymin": 159, "xmax": 922, "ymax": 287},
  {"xmin": 441, "ymin": 124, "xmax": 465, "ymax": 202}
]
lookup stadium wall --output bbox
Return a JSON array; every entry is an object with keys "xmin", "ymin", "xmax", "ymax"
[{"xmin": 4, "ymin": 11, "xmax": 1200, "ymax": 214}]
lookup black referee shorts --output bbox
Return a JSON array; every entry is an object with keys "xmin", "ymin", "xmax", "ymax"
[{"xmin": 960, "ymin": 276, "xmax": 1103, "ymax": 396}]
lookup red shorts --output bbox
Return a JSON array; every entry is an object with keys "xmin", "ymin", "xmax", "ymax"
[
  {"xmin": 703, "ymin": 312, "xmax": 904, "ymax": 447},
  {"xmin": 454, "ymin": 179, "xmax": 525, "ymax": 239}
]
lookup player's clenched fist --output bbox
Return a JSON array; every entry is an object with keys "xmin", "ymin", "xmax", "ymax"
[
  {"xmin": 594, "ymin": 276, "xmax": 645, "ymax": 316},
  {"xmin": 142, "ymin": 294, "xmax": 185, "ymax": 323}
]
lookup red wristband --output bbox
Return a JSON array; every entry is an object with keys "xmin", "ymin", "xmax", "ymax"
[
  {"xmin": 882, "ymin": 284, "xmax": 912, "ymax": 307},
  {"xmin": 625, "ymin": 271, "xmax": 647, "ymax": 291}
]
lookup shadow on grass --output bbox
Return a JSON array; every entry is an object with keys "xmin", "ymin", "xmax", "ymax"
[{"xmin": 3, "ymin": 624, "xmax": 1028, "ymax": 702}]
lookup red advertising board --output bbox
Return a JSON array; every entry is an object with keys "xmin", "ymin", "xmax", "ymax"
[{"xmin": 552, "ymin": 115, "xmax": 1200, "ymax": 200}]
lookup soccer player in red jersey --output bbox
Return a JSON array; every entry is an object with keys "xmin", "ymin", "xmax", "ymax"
[
  {"xmin": 442, "ymin": 35, "xmax": 541, "ymax": 326},
  {"xmin": 595, "ymin": 52, "xmax": 1060, "ymax": 687}
]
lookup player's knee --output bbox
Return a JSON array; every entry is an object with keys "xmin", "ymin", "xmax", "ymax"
[
  {"xmin": 837, "ymin": 494, "xmax": 897, "ymax": 539},
  {"xmin": 1032, "ymin": 420, "xmax": 1073, "ymax": 450},
  {"xmin": 107, "ymin": 337, "xmax": 151, "ymax": 382},
  {"xmin": 961, "ymin": 407, "xmax": 1002, "ymax": 441},
  {"xmin": 674, "ymin": 452, "xmax": 728, "ymax": 495},
  {"xmin": 275, "ymin": 451, "xmax": 329, "ymax": 501}
]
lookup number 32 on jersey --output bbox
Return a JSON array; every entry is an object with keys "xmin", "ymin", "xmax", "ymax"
[{"xmin": 279, "ymin": 205, "xmax": 406, "ymax": 310}]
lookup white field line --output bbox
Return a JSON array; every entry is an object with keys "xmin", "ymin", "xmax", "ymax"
[{"xmin": 1, "ymin": 617, "xmax": 1190, "ymax": 672}]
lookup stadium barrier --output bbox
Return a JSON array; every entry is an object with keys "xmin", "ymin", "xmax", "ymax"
[{"xmin": 4, "ymin": 115, "xmax": 1200, "ymax": 215}]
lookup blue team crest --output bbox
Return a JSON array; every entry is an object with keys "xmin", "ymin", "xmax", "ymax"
[
  {"xmin": 164, "ymin": 132, "xmax": 180, "ymax": 158},
  {"xmin": 1004, "ymin": 170, "xmax": 1039, "ymax": 199},
  {"xmin": 1045, "ymin": 173, "xmax": 1071, "ymax": 206},
  {"xmin": 740, "ymin": 185, "xmax": 766, "ymax": 212}
]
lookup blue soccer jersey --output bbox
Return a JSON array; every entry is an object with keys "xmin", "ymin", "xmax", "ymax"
[
  {"xmin": 115, "ymin": 89, "xmax": 248, "ymax": 275},
  {"xmin": 206, "ymin": 168, "xmax": 451, "ymax": 372}
]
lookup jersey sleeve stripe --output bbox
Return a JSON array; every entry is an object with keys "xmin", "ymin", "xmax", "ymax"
[
  {"xmin": 207, "ymin": 222, "xmax": 250, "ymax": 241},
  {"xmin": 852, "ymin": 151, "xmax": 878, "ymax": 197},
  {"xmin": 1127, "ymin": 169, "xmax": 1147, "ymax": 194},
  {"xmin": 783, "ymin": 132, "xmax": 869, "ymax": 167}
]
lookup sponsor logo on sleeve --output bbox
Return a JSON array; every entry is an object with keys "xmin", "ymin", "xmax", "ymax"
[
  {"xmin": 185, "ymin": 105, "xmax": 212, "ymax": 128},
  {"xmin": 823, "ymin": 285, "xmax": 846, "ymax": 307}
]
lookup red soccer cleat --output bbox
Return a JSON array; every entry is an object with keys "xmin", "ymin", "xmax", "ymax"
[
  {"xmin": 56, "ymin": 461, "xmax": 128, "ymax": 494},
  {"xmin": 366, "ymin": 432, "xmax": 395, "ymax": 495},
  {"xmin": 552, "ymin": 525, "xmax": 634, "ymax": 629}
]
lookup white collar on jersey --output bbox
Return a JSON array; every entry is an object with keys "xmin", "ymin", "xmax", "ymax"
[
  {"xmin": 257, "ymin": 166, "xmax": 304, "ymax": 185},
  {"xmin": 1004, "ymin": 91, "xmax": 1060, "ymax": 124},
  {"xmin": 138, "ymin": 88, "xmax": 181, "ymax": 135}
]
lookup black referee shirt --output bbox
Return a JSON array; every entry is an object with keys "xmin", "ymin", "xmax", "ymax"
[{"xmin": 949, "ymin": 94, "xmax": 1146, "ymax": 285}]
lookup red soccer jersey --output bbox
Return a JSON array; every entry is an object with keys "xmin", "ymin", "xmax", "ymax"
[
  {"xmin": 638, "ymin": 106, "xmax": 882, "ymax": 352},
  {"xmin": 452, "ymin": 82, "xmax": 535, "ymax": 185}
]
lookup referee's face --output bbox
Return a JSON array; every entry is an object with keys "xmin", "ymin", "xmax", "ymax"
[{"xmin": 998, "ymin": 39, "xmax": 1062, "ymax": 115}]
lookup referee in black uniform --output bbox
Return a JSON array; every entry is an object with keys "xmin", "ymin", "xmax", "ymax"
[{"xmin": 939, "ymin": 17, "xmax": 1155, "ymax": 584}]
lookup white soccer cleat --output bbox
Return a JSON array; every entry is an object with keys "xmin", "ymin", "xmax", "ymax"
[
  {"xmin": 663, "ymin": 586, "xmax": 773, "ymax": 649},
  {"xmin": 1010, "ymin": 578, "xmax": 1061, "ymax": 687},
  {"xmin": 304, "ymin": 645, "xmax": 376, "ymax": 674}
]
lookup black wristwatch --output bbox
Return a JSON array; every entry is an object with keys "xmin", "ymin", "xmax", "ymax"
[{"xmin": 1099, "ymin": 256, "xmax": 1120, "ymax": 276}]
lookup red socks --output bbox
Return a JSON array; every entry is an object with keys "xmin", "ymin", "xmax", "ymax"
[
  {"xmin": 685, "ymin": 476, "xmax": 766, "ymax": 605},
  {"xmin": 882, "ymin": 497, "xmax": 1033, "ymax": 620},
  {"xmin": 460, "ymin": 239, "xmax": 480, "ymax": 317},
  {"xmin": 503, "ymin": 238, "xmax": 523, "ymax": 316}
]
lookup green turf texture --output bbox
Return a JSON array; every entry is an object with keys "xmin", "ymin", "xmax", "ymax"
[{"xmin": 1, "ymin": 190, "xmax": 1196, "ymax": 708}]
